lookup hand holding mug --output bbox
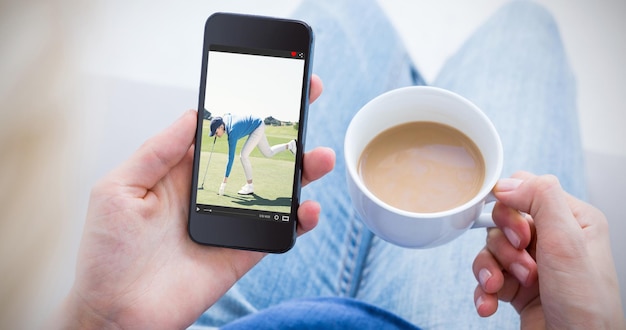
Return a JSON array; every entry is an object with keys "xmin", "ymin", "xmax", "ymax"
[{"xmin": 472, "ymin": 172, "xmax": 625, "ymax": 329}]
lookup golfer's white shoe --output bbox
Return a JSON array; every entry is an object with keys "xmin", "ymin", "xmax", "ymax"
[
  {"xmin": 238, "ymin": 183, "xmax": 254, "ymax": 195},
  {"xmin": 287, "ymin": 139, "xmax": 297, "ymax": 155}
]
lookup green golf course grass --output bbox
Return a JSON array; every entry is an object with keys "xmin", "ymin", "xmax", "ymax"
[{"xmin": 196, "ymin": 119, "xmax": 298, "ymax": 213}]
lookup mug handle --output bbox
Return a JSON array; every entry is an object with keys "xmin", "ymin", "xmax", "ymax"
[{"xmin": 471, "ymin": 191, "xmax": 497, "ymax": 229}]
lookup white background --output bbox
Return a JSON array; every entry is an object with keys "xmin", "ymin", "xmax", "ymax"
[{"xmin": 205, "ymin": 51, "xmax": 305, "ymax": 122}]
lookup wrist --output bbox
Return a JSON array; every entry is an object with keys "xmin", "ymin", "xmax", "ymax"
[{"xmin": 51, "ymin": 290, "xmax": 120, "ymax": 330}]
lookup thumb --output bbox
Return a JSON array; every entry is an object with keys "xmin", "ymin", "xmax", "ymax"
[
  {"xmin": 108, "ymin": 110, "xmax": 197, "ymax": 194},
  {"xmin": 493, "ymin": 171, "xmax": 587, "ymax": 260}
]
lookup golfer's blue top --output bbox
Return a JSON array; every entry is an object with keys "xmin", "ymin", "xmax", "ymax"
[{"xmin": 223, "ymin": 114, "xmax": 263, "ymax": 177}]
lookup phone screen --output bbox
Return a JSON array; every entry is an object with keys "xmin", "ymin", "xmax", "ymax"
[
  {"xmin": 197, "ymin": 46, "xmax": 306, "ymax": 218},
  {"xmin": 188, "ymin": 13, "xmax": 313, "ymax": 253}
]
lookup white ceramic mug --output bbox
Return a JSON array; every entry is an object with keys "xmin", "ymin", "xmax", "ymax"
[{"xmin": 344, "ymin": 86, "xmax": 503, "ymax": 248}]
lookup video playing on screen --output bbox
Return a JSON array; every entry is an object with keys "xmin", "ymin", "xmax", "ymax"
[{"xmin": 195, "ymin": 45, "xmax": 306, "ymax": 220}]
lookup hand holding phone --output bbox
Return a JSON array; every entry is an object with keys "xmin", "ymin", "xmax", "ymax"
[
  {"xmin": 188, "ymin": 13, "xmax": 315, "ymax": 253},
  {"xmin": 57, "ymin": 12, "xmax": 329, "ymax": 329}
]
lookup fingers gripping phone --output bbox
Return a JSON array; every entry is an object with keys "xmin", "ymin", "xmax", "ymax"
[{"xmin": 188, "ymin": 13, "xmax": 314, "ymax": 253}]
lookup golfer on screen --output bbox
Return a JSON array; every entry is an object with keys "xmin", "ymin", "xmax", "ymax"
[{"xmin": 209, "ymin": 114, "xmax": 297, "ymax": 195}]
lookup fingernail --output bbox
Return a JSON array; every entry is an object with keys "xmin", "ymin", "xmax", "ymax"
[
  {"xmin": 496, "ymin": 178, "xmax": 523, "ymax": 192},
  {"xmin": 478, "ymin": 268, "xmax": 492, "ymax": 288},
  {"xmin": 510, "ymin": 263, "xmax": 530, "ymax": 284},
  {"xmin": 475, "ymin": 295, "xmax": 485, "ymax": 311},
  {"xmin": 503, "ymin": 227, "xmax": 521, "ymax": 249}
]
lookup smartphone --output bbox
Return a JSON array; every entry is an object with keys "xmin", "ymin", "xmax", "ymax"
[{"xmin": 188, "ymin": 12, "xmax": 314, "ymax": 253}]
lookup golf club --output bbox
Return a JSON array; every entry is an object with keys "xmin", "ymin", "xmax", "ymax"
[{"xmin": 198, "ymin": 135, "xmax": 217, "ymax": 190}]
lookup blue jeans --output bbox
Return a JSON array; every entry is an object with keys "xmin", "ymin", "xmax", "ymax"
[{"xmin": 191, "ymin": 1, "xmax": 585, "ymax": 329}]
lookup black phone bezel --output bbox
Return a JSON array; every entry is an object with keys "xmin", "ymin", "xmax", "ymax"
[{"xmin": 188, "ymin": 12, "xmax": 314, "ymax": 253}]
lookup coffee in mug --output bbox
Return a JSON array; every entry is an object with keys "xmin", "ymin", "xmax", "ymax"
[
  {"xmin": 358, "ymin": 121, "xmax": 485, "ymax": 213},
  {"xmin": 345, "ymin": 86, "xmax": 503, "ymax": 248}
]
